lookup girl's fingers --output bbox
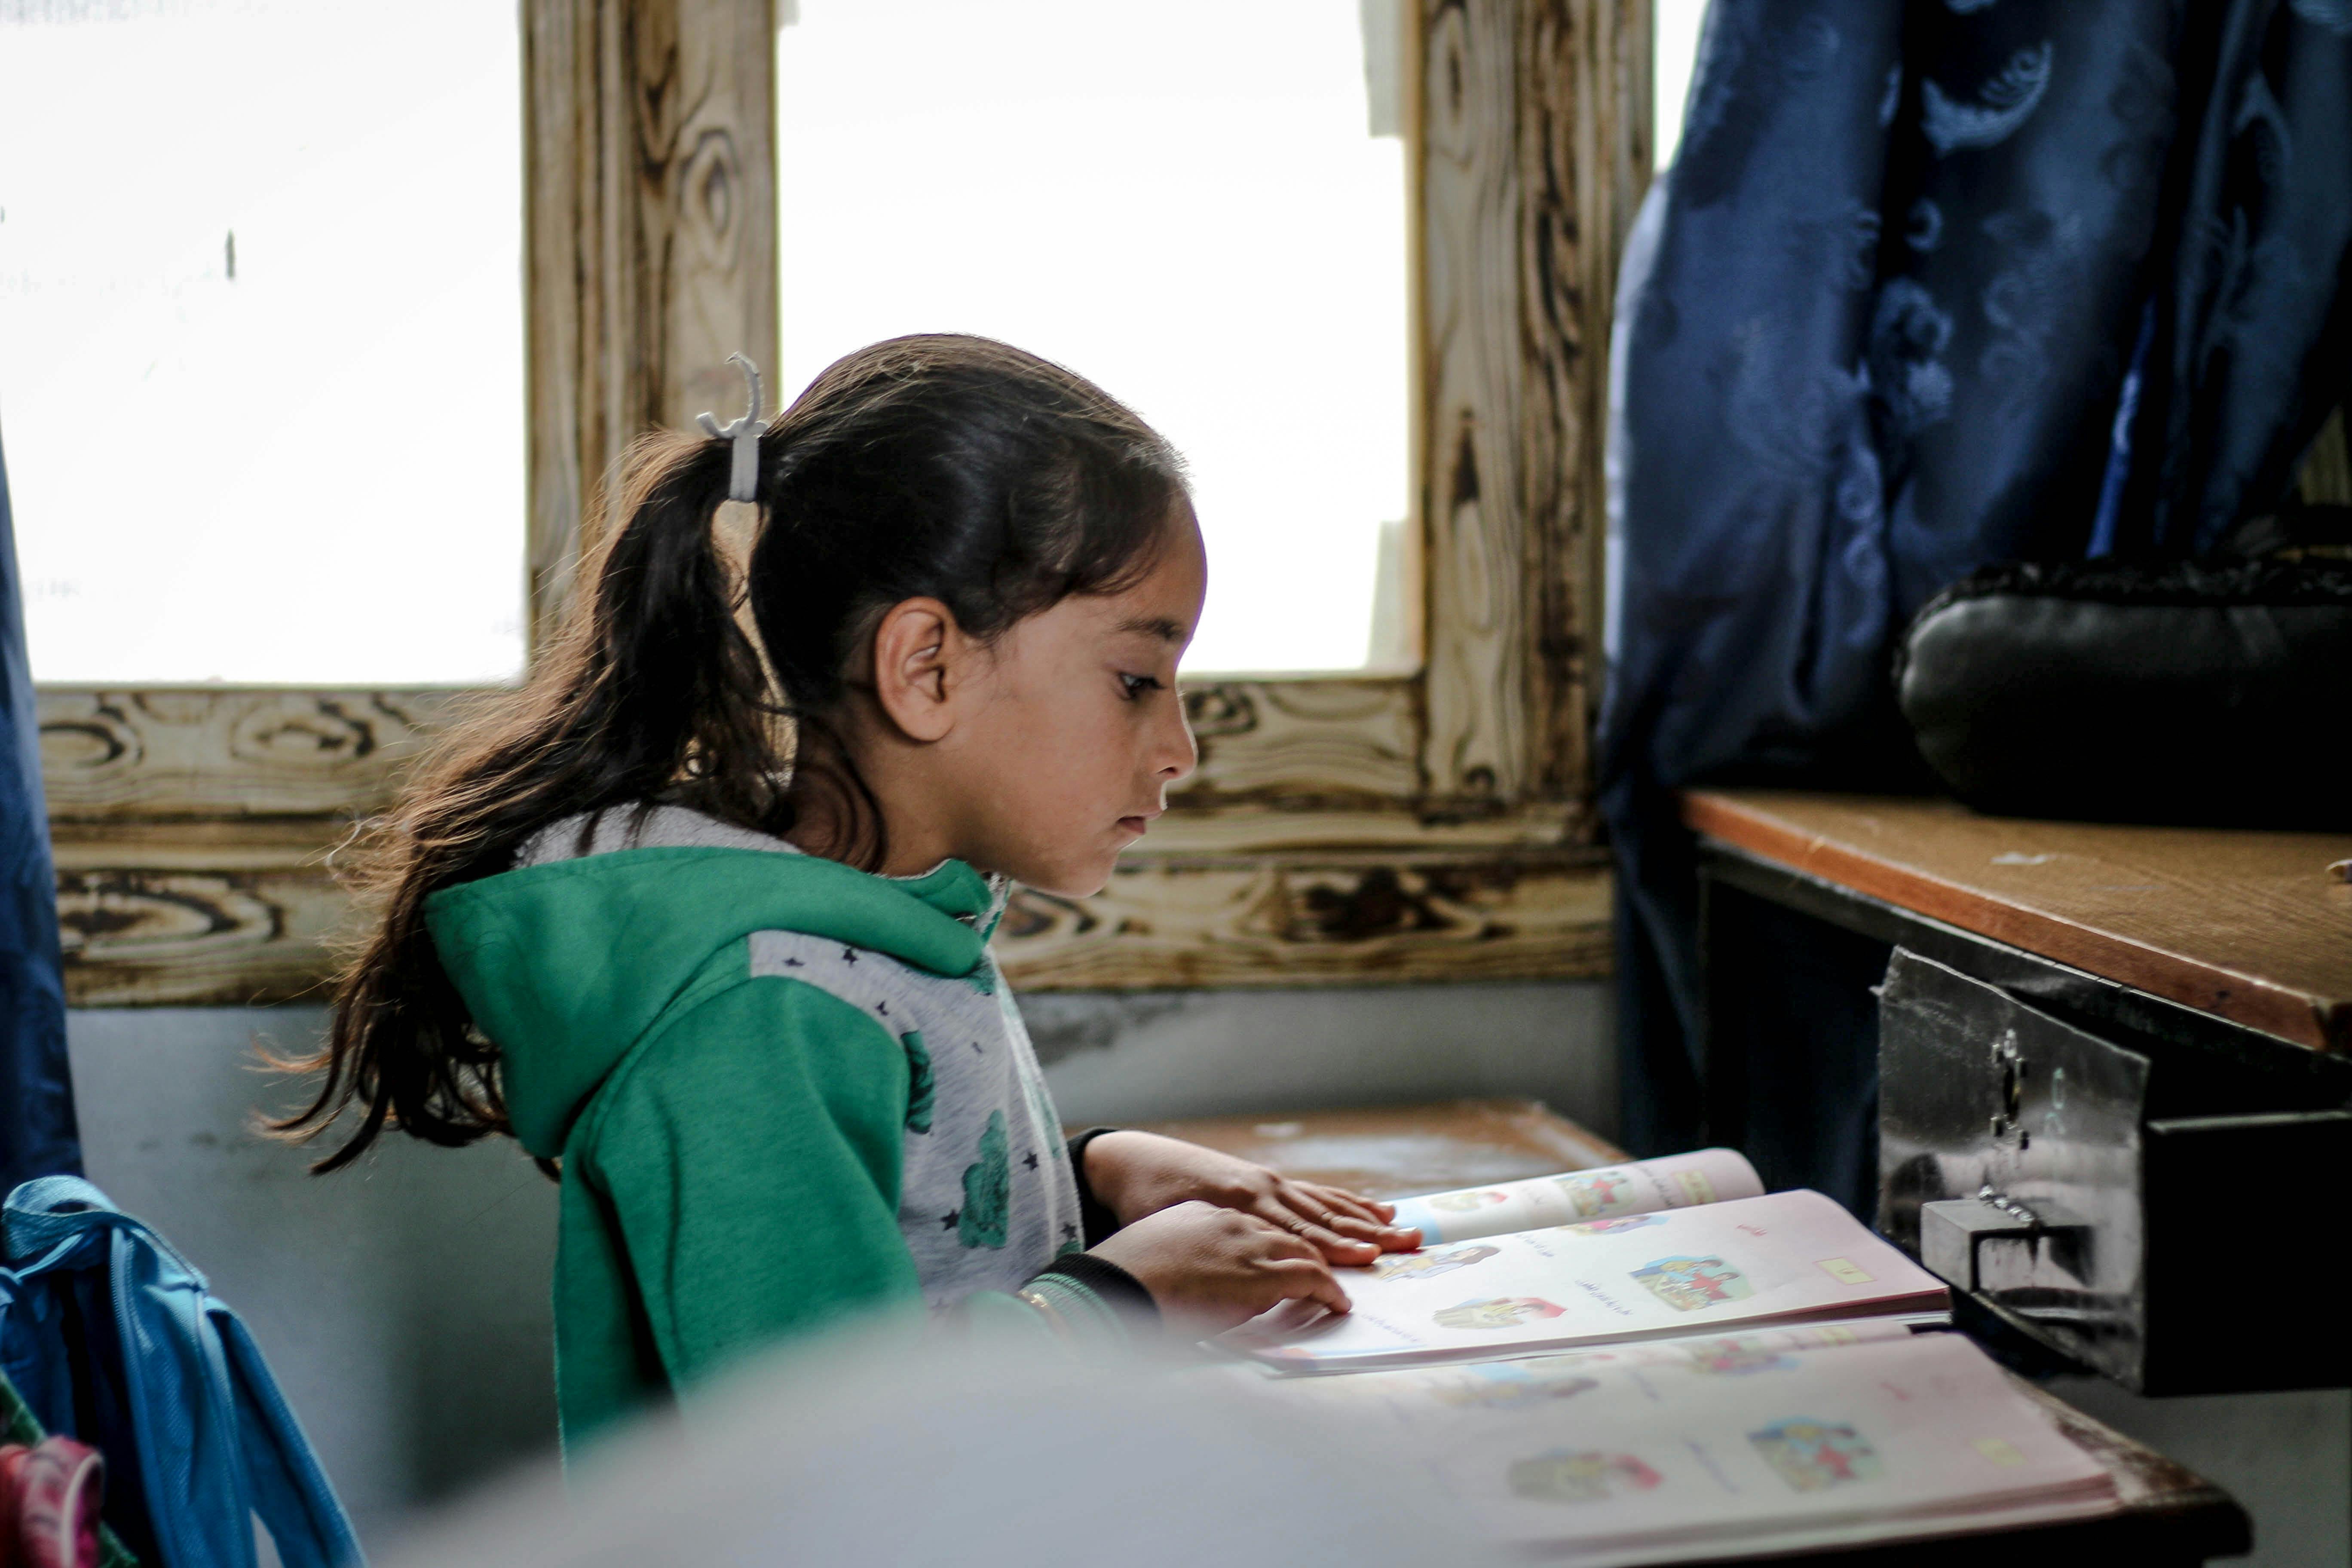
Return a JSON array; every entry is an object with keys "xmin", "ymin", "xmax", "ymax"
[
  {"xmin": 1259, "ymin": 1199, "xmax": 1381, "ymax": 1262},
  {"xmin": 1289, "ymin": 1185, "xmax": 1392, "ymax": 1231},
  {"xmin": 1250, "ymin": 1215, "xmax": 1327, "ymax": 1262},
  {"xmin": 1267, "ymin": 1256, "xmax": 1353, "ymax": 1315},
  {"xmin": 1303, "ymin": 1224, "xmax": 1380, "ymax": 1261},
  {"xmin": 1323, "ymin": 1213, "xmax": 1422, "ymax": 1250},
  {"xmin": 1282, "ymin": 1192, "xmax": 1418, "ymax": 1252},
  {"xmin": 1295, "ymin": 1183, "xmax": 1391, "ymax": 1227},
  {"xmin": 1274, "ymin": 1183, "xmax": 1407, "ymax": 1237}
]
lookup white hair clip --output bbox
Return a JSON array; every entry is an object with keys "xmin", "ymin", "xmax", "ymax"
[{"xmin": 696, "ymin": 353, "xmax": 765, "ymax": 503}]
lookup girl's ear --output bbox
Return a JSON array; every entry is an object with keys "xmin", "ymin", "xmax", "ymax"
[{"xmin": 868, "ymin": 597, "xmax": 963, "ymax": 743}]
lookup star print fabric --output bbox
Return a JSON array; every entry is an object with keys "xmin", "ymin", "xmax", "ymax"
[{"xmin": 747, "ymin": 931, "xmax": 1084, "ymax": 1307}]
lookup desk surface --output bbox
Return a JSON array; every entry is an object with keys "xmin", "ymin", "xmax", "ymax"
[
  {"xmin": 1684, "ymin": 789, "xmax": 2352, "ymax": 1053},
  {"xmin": 1127, "ymin": 1098, "xmax": 1630, "ymax": 1199},
  {"xmin": 2008, "ymin": 1378, "xmax": 2249, "ymax": 1551},
  {"xmin": 1130, "ymin": 1101, "xmax": 2245, "ymax": 1563}
]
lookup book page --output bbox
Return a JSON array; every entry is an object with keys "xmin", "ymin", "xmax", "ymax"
[
  {"xmin": 1240, "ymin": 1317, "xmax": 1923, "ymax": 1400},
  {"xmin": 1387, "ymin": 1148, "xmax": 1764, "ymax": 1245},
  {"xmin": 1222, "ymin": 1189, "xmax": 1946, "ymax": 1372},
  {"xmin": 1240, "ymin": 1332, "xmax": 2113, "ymax": 1562}
]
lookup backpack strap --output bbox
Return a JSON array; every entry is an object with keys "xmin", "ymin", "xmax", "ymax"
[
  {"xmin": 5, "ymin": 1177, "xmax": 364, "ymax": 1567},
  {"xmin": 212, "ymin": 1309, "xmax": 362, "ymax": 1568}
]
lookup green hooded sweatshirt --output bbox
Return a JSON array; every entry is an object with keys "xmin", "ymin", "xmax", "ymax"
[{"xmin": 423, "ymin": 807, "xmax": 1135, "ymax": 1450}]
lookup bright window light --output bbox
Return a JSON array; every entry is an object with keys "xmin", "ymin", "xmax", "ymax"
[
  {"xmin": 775, "ymin": 0, "xmax": 1413, "ymax": 675},
  {"xmin": 1654, "ymin": 0, "xmax": 1711, "ymax": 170},
  {"xmin": 0, "ymin": 0, "xmax": 525, "ymax": 686}
]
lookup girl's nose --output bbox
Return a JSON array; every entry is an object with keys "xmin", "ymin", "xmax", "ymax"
[{"xmin": 1154, "ymin": 697, "xmax": 1199, "ymax": 784}]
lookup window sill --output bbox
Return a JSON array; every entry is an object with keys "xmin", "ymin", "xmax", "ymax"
[{"xmin": 38, "ymin": 683, "xmax": 1610, "ymax": 1005}]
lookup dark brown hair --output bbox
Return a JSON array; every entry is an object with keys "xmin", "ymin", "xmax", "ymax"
[{"xmin": 276, "ymin": 334, "xmax": 1187, "ymax": 1171}]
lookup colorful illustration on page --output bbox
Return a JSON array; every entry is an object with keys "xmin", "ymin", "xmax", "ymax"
[
  {"xmin": 1507, "ymin": 1450, "xmax": 1664, "ymax": 1504},
  {"xmin": 1433, "ymin": 1296, "xmax": 1568, "ymax": 1331},
  {"xmin": 1430, "ymin": 1360, "xmax": 1602, "ymax": 1410},
  {"xmin": 1556, "ymin": 1213, "xmax": 1666, "ymax": 1239},
  {"xmin": 1749, "ymin": 1420, "xmax": 1882, "ymax": 1491},
  {"xmin": 1680, "ymin": 1336, "xmax": 1798, "ymax": 1376},
  {"xmin": 1425, "ymin": 1188, "xmax": 1513, "ymax": 1214},
  {"xmin": 1554, "ymin": 1169, "xmax": 1635, "ymax": 1217},
  {"xmin": 1372, "ymin": 1243, "xmax": 1501, "ymax": 1281},
  {"xmin": 1629, "ymin": 1255, "xmax": 1753, "ymax": 1312}
]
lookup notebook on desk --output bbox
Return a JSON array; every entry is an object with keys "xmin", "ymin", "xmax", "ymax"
[
  {"xmin": 1224, "ymin": 1329, "xmax": 2116, "ymax": 1565},
  {"xmin": 1208, "ymin": 1149, "xmax": 2137, "ymax": 1563},
  {"xmin": 1221, "ymin": 1152, "xmax": 1946, "ymax": 1374}
]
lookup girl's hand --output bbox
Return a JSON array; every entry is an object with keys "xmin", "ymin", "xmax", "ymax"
[
  {"xmin": 1081, "ymin": 1130, "xmax": 1421, "ymax": 1267},
  {"xmin": 1089, "ymin": 1200, "xmax": 1353, "ymax": 1335}
]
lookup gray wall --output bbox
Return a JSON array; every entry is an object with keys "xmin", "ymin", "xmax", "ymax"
[
  {"xmin": 66, "ymin": 1006, "xmax": 560, "ymax": 1544},
  {"xmin": 64, "ymin": 980, "xmax": 1613, "ymax": 1550},
  {"xmin": 1022, "ymin": 981, "xmax": 1615, "ymax": 1125}
]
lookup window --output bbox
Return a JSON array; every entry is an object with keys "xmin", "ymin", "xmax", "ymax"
[
  {"xmin": 773, "ymin": 0, "xmax": 1412, "ymax": 674},
  {"xmin": 1654, "ymin": 0, "xmax": 1709, "ymax": 170},
  {"xmin": 38, "ymin": 0, "xmax": 1643, "ymax": 1004},
  {"xmin": 0, "ymin": 0, "xmax": 525, "ymax": 685}
]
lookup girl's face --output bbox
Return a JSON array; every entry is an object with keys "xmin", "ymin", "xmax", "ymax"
[{"xmin": 864, "ymin": 504, "xmax": 1207, "ymax": 896}]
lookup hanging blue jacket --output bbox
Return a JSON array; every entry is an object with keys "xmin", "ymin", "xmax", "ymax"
[
  {"xmin": 0, "ymin": 1176, "xmax": 362, "ymax": 1568},
  {"xmin": 0, "ymin": 425, "xmax": 83, "ymax": 1197}
]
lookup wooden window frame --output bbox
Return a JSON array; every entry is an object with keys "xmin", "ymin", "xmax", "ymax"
[{"xmin": 40, "ymin": 0, "xmax": 1650, "ymax": 1005}]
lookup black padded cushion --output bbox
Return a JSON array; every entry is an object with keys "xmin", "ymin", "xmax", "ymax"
[{"xmin": 1895, "ymin": 558, "xmax": 2352, "ymax": 830}]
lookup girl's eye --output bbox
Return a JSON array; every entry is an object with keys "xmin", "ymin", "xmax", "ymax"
[{"xmin": 1118, "ymin": 673, "xmax": 1164, "ymax": 700}]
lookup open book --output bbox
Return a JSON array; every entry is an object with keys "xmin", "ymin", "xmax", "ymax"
[
  {"xmin": 1205, "ymin": 1152, "xmax": 2123, "ymax": 1559},
  {"xmin": 1230, "ymin": 1327, "xmax": 2116, "ymax": 1564},
  {"xmin": 1385, "ymin": 1148, "xmax": 1768, "ymax": 1245},
  {"xmin": 1222, "ymin": 1153, "xmax": 1946, "ymax": 1373}
]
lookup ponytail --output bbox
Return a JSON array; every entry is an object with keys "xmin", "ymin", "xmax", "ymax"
[
  {"xmin": 273, "ymin": 428, "xmax": 784, "ymax": 1170},
  {"xmin": 280, "ymin": 333, "xmax": 1187, "ymax": 1171}
]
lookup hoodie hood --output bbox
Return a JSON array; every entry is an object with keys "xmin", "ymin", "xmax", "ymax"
[{"xmin": 424, "ymin": 810, "xmax": 1000, "ymax": 1158}]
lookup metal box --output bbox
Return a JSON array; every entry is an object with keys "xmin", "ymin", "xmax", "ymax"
[{"xmin": 1878, "ymin": 947, "xmax": 2352, "ymax": 1395}]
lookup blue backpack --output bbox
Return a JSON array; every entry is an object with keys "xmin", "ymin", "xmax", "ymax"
[{"xmin": 0, "ymin": 1176, "xmax": 362, "ymax": 1568}]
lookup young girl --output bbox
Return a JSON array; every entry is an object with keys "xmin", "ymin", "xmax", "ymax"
[{"xmin": 282, "ymin": 335, "xmax": 1418, "ymax": 1449}]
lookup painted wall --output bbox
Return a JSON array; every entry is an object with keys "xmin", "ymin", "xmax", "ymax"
[
  {"xmin": 65, "ymin": 1005, "xmax": 559, "ymax": 1546},
  {"xmin": 1022, "ymin": 981, "xmax": 1614, "ymax": 1125},
  {"xmin": 64, "ymin": 979, "xmax": 1614, "ymax": 1550}
]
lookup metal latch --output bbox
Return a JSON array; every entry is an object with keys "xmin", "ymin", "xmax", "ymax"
[
  {"xmin": 1919, "ymin": 1190, "xmax": 2090, "ymax": 1292},
  {"xmin": 1988, "ymin": 1029, "xmax": 2030, "ymax": 1150}
]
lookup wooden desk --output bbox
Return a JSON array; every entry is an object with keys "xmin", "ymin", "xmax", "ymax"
[
  {"xmin": 1683, "ymin": 790, "xmax": 2352, "ymax": 1052},
  {"xmin": 1138, "ymin": 1101, "xmax": 2247, "ymax": 1564},
  {"xmin": 1684, "ymin": 787, "xmax": 2352, "ymax": 1399},
  {"xmin": 1127, "ymin": 1097, "xmax": 1629, "ymax": 1198},
  {"xmin": 1683, "ymin": 789, "xmax": 2352, "ymax": 1172}
]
